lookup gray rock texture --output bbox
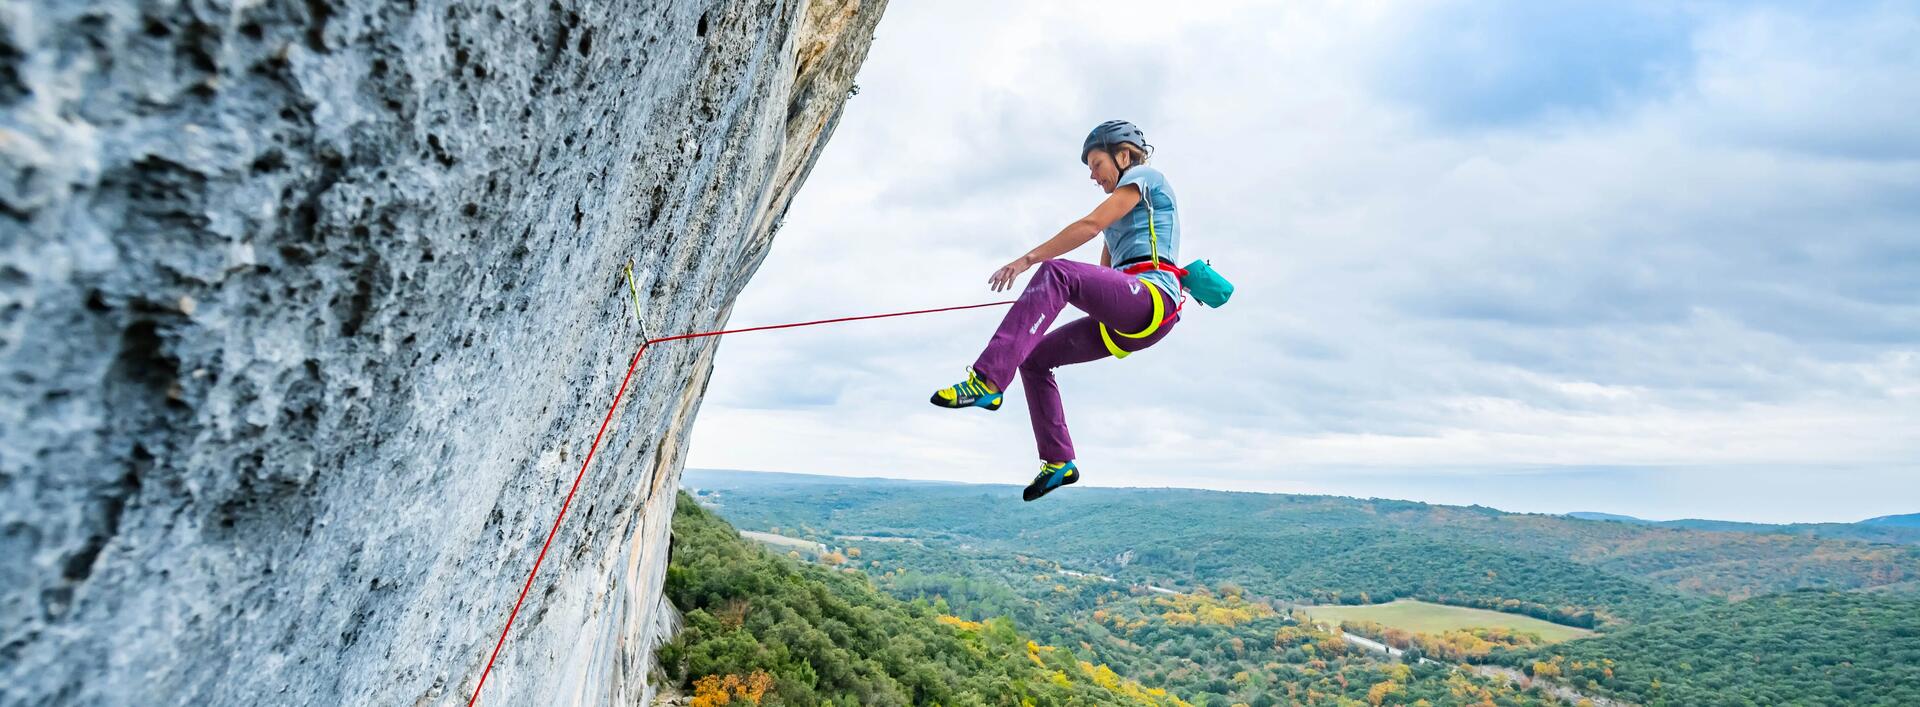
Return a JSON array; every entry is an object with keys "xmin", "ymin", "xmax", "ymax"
[{"xmin": 0, "ymin": 0, "xmax": 883, "ymax": 704}]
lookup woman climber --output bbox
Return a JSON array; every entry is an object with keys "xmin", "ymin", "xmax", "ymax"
[{"xmin": 929, "ymin": 120, "xmax": 1184, "ymax": 502}]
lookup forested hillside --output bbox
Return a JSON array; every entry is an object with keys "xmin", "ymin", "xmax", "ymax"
[
  {"xmin": 1492, "ymin": 591, "xmax": 1920, "ymax": 705},
  {"xmin": 687, "ymin": 471, "xmax": 1917, "ymax": 620},
  {"xmin": 1565, "ymin": 512, "xmax": 1920, "ymax": 547},
  {"xmin": 662, "ymin": 492, "xmax": 1566, "ymax": 706},
  {"xmin": 683, "ymin": 470, "xmax": 1920, "ymax": 706},
  {"xmin": 662, "ymin": 492, "xmax": 1191, "ymax": 705}
]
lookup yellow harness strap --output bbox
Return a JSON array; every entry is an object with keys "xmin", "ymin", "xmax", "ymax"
[
  {"xmin": 1100, "ymin": 176, "xmax": 1173, "ymax": 359},
  {"xmin": 1099, "ymin": 278, "xmax": 1165, "ymax": 359}
]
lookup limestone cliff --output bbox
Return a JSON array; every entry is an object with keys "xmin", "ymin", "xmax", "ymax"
[{"xmin": 0, "ymin": 0, "xmax": 884, "ymax": 704}]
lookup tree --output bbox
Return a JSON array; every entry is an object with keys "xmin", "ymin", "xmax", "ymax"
[
  {"xmin": 1367, "ymin": 680, "xmax": 1404, "ymax": 706},
  {"xmin": 691, "ymin": 671, "xmax": 773, "ymax": 707}
]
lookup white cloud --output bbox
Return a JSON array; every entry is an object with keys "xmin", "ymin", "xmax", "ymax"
[{"xmin": 685, "ymin": 1, "xmax": 1920, "ymax": 523}]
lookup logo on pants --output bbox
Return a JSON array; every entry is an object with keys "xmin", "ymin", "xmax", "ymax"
[
  {"xmin": 1030, "ymin": 314, "xmax": 1046, "ymax": 334},
  {"xmin": 1129, "ymin": 280, "xmax": 1141, "ymax": 296}
]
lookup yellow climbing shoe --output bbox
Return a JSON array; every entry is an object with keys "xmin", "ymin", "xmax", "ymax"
[{"xmin": 930, "ymin": 368, "xmax": 1002, "ymax": 410}]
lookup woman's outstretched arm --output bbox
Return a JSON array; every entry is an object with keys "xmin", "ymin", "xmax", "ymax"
[{"xmin": 989, "ymin": 185, "xmax": 1141, "ymax": 291}]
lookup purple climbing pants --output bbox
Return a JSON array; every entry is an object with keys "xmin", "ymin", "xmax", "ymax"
[{"xmin": 971, "ymin": 259, "xmax": 1178, "ymax": 463}]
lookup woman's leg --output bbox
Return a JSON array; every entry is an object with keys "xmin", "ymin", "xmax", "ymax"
[
  {"xmin": 1017, "ymin": 317, "xmax": 1113, "ymax": 462},
  {"xmin": 970, "ymin": 259, "xmax": 1162, "ymax": 390},
  {"xmin": 1019, "ymin": 311, "xmax": 1179, "ymax": 462}
]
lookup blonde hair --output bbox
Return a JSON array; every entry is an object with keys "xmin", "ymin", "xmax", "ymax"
[{"xmin": 1110, "ymin": 143, "xmax": 1150, "ymax": 170}]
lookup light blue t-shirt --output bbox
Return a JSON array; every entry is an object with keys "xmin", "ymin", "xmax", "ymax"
[{"xmin": 1103, "ymin": 166, "xmax": 1181, "ymax": 301}]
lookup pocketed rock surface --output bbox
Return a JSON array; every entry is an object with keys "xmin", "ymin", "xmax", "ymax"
[{"xmin": 0, "ymin": 0, "xmax": 883, "ymax": 704}]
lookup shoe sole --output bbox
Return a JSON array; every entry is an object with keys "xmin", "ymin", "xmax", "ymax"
[
  {"xmin": 1023, "ymin": 470, "xmax": 1077, "ymax": 502},
  {"xmin": 930, "ymin": 393, "xmax": 1002, "ymax": 411}
]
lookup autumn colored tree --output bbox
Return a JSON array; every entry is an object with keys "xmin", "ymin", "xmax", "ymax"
[
  {"xmin": 690, "ymin": 671, "xmax": 773, "ymax": 707},
  {"xmin": 1366, "ymin": 680, "xmax": 1403, "ymax": 706}
]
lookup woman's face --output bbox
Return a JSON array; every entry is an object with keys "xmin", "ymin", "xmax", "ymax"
[{"xmin": 1085, "ymin": 149, "xmax": 1122, "ymax": 194}]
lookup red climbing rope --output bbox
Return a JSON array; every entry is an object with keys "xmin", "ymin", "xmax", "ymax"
[{"xmin": 465, "ymin": 298, "xmax": 1014, "ymax": 706}]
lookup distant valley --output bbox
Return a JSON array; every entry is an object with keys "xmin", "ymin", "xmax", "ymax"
[
  {"xmin": 673, "ymin": 469, "xmax": 1920, "ymax": 706},
  {"xmin": 1564, "ymin": 511, "xmax": 1920, "ymax": 545}
]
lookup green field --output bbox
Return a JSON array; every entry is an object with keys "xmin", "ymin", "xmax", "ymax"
[
  {"xmin": 739, "ymin": 530, "xmax": 824, "ymax": 553},
  {"xmin": 1302, "ymin": 599, "xmax": 1594, "ymax": 642}
]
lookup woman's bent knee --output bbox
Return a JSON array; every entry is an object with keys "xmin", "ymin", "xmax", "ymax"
[{"xmin": 1019, "ymin": 360, "xmax": 1055, "ymax": 378}]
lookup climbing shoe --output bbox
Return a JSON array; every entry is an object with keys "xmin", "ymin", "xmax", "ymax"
[
  {"xmin": 930, "ymin": 368, "xmax": 1002, "ymax": 410},
  {"xmin": 1023, "ymin": 461, "xmax": 1079, "ymax": 502}
]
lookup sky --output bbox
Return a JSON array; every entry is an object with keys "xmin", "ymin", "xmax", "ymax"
[{"xmin": 684, "ymin": 0, "xmax": 1920, "ymax": 524}]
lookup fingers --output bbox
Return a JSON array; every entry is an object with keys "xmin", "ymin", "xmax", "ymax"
[
  {"xmin": 988, "ymin": 267, "xmax": 1012, "ymax": 291},
  {"xmin": 988, "ymin": 260, "xmax": 1028, "ymax": 291}
]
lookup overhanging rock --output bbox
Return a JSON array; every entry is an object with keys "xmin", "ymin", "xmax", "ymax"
[{"xmin": 0, "ymin": 0, "xmax": 885, "ymax": 704}]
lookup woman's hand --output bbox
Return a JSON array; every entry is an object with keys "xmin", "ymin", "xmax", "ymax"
[
  {"xmin": 989, "ymin": 255, "xmax": 1035, "ymax": 292},
  {"xmin": 989, "ymin": 186, "xmax": 1140, "ymax": 292}
]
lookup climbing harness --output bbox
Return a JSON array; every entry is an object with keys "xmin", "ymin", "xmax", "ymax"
[
  {"xmin": 1098, "ymin": 181, "xmax": 1183, "ymax": 359},
  {"xmin": 1097, "ymin": 274, "xmax": 1173, "ymax": 359},
  {"xmin": 1095, "ymin": 177, "xmax": 1235, "ymax": 359}
]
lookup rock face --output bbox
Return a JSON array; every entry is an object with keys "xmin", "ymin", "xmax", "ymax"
[{"xmin": 0, "ymin": 0, "xmax": 883, "ymax": 704}]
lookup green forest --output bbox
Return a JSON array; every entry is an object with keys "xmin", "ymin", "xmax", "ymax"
[
  {"xmin": 674, "ymin": 469, "xmax": 1920, "ymax": 706},
  {"xmin": 688, "ymin": 472, "xmax": 1917, "ymax": 612},
  {"xmin": 1490, "ymin": 591, "xmax": 1920, "ymax": 705},
  {"xmin": 661, "ymin": 492, "xmax": 1566, "ymax": 706}
]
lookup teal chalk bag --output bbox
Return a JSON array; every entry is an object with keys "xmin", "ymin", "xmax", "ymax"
[{"xmin": 1180, "ymin": 258, "xmax": 1234, "ymax": 308}]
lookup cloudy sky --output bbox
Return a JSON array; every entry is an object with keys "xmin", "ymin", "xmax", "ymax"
[{"xmin": 684, "ymin": 0, "xmax": 1919, "ymax": 523}]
